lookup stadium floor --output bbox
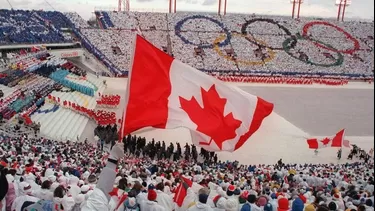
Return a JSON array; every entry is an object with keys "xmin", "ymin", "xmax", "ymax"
[{"xmin": 239, "ymin": 85, "xmax": 374, "ymax": 136}]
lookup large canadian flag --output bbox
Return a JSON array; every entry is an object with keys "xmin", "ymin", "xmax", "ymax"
[
  {"xmin": 120, "ymin": 35, "xmax": 274, "ymax": 152},
  {"xmin": 306, "ymin": 129, "xmax": 349, "ymax": 149}
]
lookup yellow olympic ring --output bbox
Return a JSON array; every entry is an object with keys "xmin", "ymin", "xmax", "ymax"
[{"xmin": 213, "ymin": 33, "xmax": 275, "ymax": 66}]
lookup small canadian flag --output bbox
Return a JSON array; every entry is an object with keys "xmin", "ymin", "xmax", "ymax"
[
  {"xmin": 120, "ymin": 35, "xmax": 274, "ymax": 152},
  {"xmin": 307, "ymin": 129, "xmax": 350, "ymax": 149}
]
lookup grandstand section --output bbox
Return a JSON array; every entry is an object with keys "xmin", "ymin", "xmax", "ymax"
[
  {"xmin": 0, "ymin": 9, "xmax": 372, "ymax": 179},
  {"xmin": 0, "ymin": 10, "xmax": 72, "ymax": 45},
  {"xmin": 1, "ymin": 9, "xmax": 373, "ymax": 78},
  {"xmin": 0, "ymin": 9, "xmax": 373, "ymax": 145},
  {"xmin": 1, "ymin": 8, "xmax": 375, "ymax": 211},
  {"xmin": 0, "ymin": 45, "xmax": 118, "ymax": 142},
  {"xmin": 64, "ymin": 12, "xmax": 91, "ymax": 29},
  {"xmin": 86, "ymin": 11, "xmax": 374, "ymax": 78}
]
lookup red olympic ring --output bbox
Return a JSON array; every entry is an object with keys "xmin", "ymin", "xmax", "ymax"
[{"xmin": 302, "ymin": 21, "xmax": 360, "ymax": 54}]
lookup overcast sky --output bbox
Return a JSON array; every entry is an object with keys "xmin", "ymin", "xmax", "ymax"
[{"xmin": 0, "ymin": 0, "xmax": 373, "ymax": 21}]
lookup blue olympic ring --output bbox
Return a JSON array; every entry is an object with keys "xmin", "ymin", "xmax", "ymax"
[{"xmin": 174, "ymin": 15, "xmax": 232, "ymax": 49}]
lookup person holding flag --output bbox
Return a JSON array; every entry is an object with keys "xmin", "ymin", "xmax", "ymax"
[
  {"xmin": 81, "ymin": 142, "xmax": 124, "ymax": 211},
  {"xmin": 337, "ymin": 148, "xmax": 342, "ymax": 160},
  {"xmin": 307, "ymin": 129, "xmax": 349, "ymax": 151}
]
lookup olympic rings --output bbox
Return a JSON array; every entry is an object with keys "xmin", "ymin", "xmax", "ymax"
[
  {"xmin": 175, "ymin": 15, "xmax": 231, "ymax": 49},
  {"xmin": 283, "ymin": 35, "xmax": 344, "ymax": 67},
  {"xmin": 302, "ymin": 21, "xmax": 360, "ymax": 54},
  {"xmin": 174, "ymin": 16, "xmax": 363, "ymax": 68},
  {"xmin": 241, "ymin": 18, "xmax": 297, "ymax": 50},
  {"xmin": 213, "ymin": 33, "xmax": 276, "ymax": 66}
]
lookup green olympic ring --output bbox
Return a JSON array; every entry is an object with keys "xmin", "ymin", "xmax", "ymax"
[{"xmin": 283, "ymin": 35, "xmax": 344, "ymax": 67}]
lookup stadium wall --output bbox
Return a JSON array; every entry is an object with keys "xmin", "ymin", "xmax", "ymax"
[{"xmin": 49, "ymin": 48, "xmax": 83, "ymax": 58}]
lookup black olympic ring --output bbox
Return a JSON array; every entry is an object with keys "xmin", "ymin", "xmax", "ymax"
[
  {"xmin": 283, "ymin": 35, "xmax": 344, "ymax": 67},
  {"xmin": 174, "ymin": 15, "xmax": 232, "ymax": 49},
  {"xmin": 241, "ymin": 18, "xmax": 297, "ymax": 51}
]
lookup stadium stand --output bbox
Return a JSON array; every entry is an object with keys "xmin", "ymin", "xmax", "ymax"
[
  {"xmin": 85, "ymin": 11, "xmax": 374, "ymax": 79},
  {"xmin": 0, "ymin": 10, "xmax": 373, "ymax": 142},
  {"xmin": 64, "ymin": 12, "xmax": 91, "ymax": 29},
  {"xmin": 0, "ymin": 9, "xmax": 374, "ymax": 211},
  {"xmin": 0, "ymin": 48, "xmax": 112, "ymax": 141},
  {"xmin": 2, "ymin": 9, "xmax": 372, "ymax": 79},
  {"xmin": 94, "ymin": 11, "xmax": 115, "ymax": 29},
  {"xmin": 106, "ymin": 11, "xmax": 137, "ymax": 29},
  {"xmin": 35, "ymin": 10, "xmax": 71, "ymax": 29},
  {"xmin": 0, "ymin": 10, "xmax": 71, "ymax": 45},
  {"xmin": 80, "ymin": 29, "xmax": 136, "ymax": 72}
]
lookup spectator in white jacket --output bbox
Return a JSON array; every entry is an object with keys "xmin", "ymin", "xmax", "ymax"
[
  {"xmin": 135, "ymin": 183, "xmax": 149, "ymax": 206},
  {"xmin": 140, "ymin": 189, "xmax": 166, "ymax": 211},
  {"xmin": 155, "ymin": 182, "xmax": 173, "ymax": 211},
  {"xmin": 269, "ymin": 194, "xmax": 279, "ymax": 211},
  {"xmin": 11, "ymin": 182, "xmax": 39, "ymax": 211},
  {"xmin": 81, "ymin": 143, "xmax": 125, "ymax": 211},
  {"xmin": 187, "ymin": 193, "xmax": 213, "ymax": 211},
  {"xmin": 32, "ymin": 180, "xmax": 53, "ymax": 201},
  {"xmin": 332, "ymin": 193, "xmax": 345, "ymax": 211},
  {"xmin": 67, "ymin": 176, "xmax": 81, "ymax": 198}
]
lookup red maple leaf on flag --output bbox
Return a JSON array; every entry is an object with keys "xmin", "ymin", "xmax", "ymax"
[
  {"xmin": 179, "ymin": 85, "xmax": 242, "ymax": 150},
  {"xmin": 320, "ymin": 138, "xmax": 331, "ymax": 146}
]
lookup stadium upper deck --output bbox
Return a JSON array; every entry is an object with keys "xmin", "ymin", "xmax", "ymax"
[{"xmin": 0, "ymin": 9, "xmax": 374, "ymax": 78}]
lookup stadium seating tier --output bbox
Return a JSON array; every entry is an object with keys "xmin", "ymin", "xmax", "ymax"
[{"xmin": 0, "ymin": 9, "xmax": 374, "ymax": 78}]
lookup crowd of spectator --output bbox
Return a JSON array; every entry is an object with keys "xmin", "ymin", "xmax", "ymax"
[
  {"xmin": 95, "ymin": 11, "xmax": 115, "ymax": 29},
  {"xmin": 64, "ymin": 12, "xmax": 90, "ymax": 29},
  {"xmin": 80, "ymin": 29, "xmax": 135, "ymax": 72},
  {"xmin": 0, "ymin": 10, "xmax": 71, "ymax": 45},
  {"xmin": 1, "ymin": 9, "xmax": 373, "ymax": 79},
  {"xmin": 0, "ymin": 133, "xmax": 373, "ymax": 211},
  {"xmin": 214, "ymin": 75, "xmax": 349, "ymax": 86},
  {"xmin": 0, "ymin": 71, "xmax": 56, "ymax": 120},
  {"xmin": 82, "ymin": 11, "xmax": 374, "ymax": 79},
  {"xmin": 0, "ymin": 50, "xmax": 95, "ymax": 126},
  {"xmin": 35, "ymin": 11, "xmax": 70, "ymax": 30},
  {"xmin": 0, "ymin": 10, "xmax": 374, "ymax": 211}
]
